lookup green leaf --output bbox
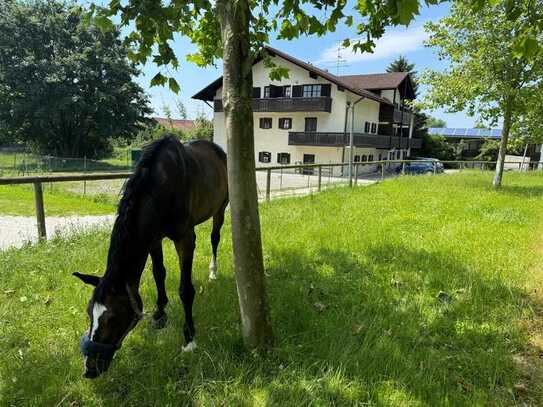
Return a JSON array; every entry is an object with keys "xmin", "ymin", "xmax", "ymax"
[
  {"xmin": 168, "ymin": 78, "xmax": 180, "ymax": 94},
  {"xmin": 150, "ymin": 72, "xmax": 167, "ymax": 87},
  {"xmin": 397, "ymin": 0, "xmax": 420, "ymax": 25},
  {"xmin": 94, "ymin": 15, "xmax": 114, "ymax": 32}
]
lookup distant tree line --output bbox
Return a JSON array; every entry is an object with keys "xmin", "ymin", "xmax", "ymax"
[{"xmin": 0, "ymin": 0, "xmax": 152, "ymax": 158}]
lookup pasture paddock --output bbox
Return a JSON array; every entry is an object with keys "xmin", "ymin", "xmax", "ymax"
[{"xmin": 1, "ymin": 171, "xmax": 543, "ymax": 405}]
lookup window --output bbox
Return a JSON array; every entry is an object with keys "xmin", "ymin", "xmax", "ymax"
[
  {"xmin": 371, "ymin": 123, "xmax": 377, "ymax": 134},
  {"xmin": 263, "ymin": 86, "xmax": 270, "ymax": 98},
  {"xmin": 279, "ymin": 118, "xmax": 292, "ymax": 129},
  {"xmin": 369, "ymin": 154, "xmax": 374, "ymax": 161},
  {"xmin": 303, "ymin": 84, "xmax": 322, "ymax": 97},
  {"xmin": 252, "ymin": 87, "xmax": 261, "ymax": 98},
  {"xmin": 354, "ymin": 155, "xmax": 361, "ymax": 162},
  {"xmin": 258, "ymin": 151, "xmax": 271, "ymax": 163},
  {"xmin": 378, "ymin": 154, "xmax": 382, "ymax": 161},
  {"xmin": 305, "ymin": 117, "xmax": 317, "ymax": 132},
  {"xmin": 361, "ymin": 155, "xmax": 368, "ymax": 162},
  {"xmin": 259, "ymin": 118, "xmax": 272, "ymax": 129},
  {"xmin": 396, "ymin": 151, "xmax": 401, "ymax": 159},
  {"xmin": 283, "ymin": 86, "xmax": 291, "ymax": 98},
  {"xmin": 364, "ymin": 121, "xmax": 371, "ymax": 133},
  {"xmin": 277, "ymin": 152, "xmax": 291, "ymax": 164}
]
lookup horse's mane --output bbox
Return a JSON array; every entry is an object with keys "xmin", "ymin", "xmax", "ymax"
[
  {"xmin": 103, "ymin": 135, "xmax": 181, "ymax": 284},
  {"xmin": 118, "ymin": 135, "xmax": 178, "ymax": 226}
]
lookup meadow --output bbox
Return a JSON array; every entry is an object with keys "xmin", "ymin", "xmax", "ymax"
[{"xmin": 1, "ymin": 171, "xmax": 542, "ymax": 406}]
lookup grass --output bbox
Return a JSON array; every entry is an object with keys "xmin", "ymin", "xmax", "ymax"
[
  {"xmin": 0, "ymin": 185, "xmax": 116, "ymax": 216},
  {"xmin": 1, "ymin": 171, "xmax": 543, "ymax": 406}
]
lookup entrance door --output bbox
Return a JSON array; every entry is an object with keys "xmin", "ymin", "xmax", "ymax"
[{"xmin": 303, "ymin": 154, "xmax": 315, "ymax": 175}]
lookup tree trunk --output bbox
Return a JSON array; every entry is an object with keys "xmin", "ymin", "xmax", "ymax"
[
  {"xmin": 217, "ymin": 0, "xmax": 273, "ymax": 350},
  {"xmin": 493, "ymin": 99, "xmax": 513, "ymax": 188}
]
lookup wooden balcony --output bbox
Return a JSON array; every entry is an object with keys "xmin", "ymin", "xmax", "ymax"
[
  {"xmin": 379, "ymin": 105, "xmax": 412, "ymax": 126},
  {"xmin": 213, "ymin": 97, "xmax": 332, "ymax": 113},
  {"xmin": 288, "ymin": 132, "xmax": 422, "ymax": 149}
]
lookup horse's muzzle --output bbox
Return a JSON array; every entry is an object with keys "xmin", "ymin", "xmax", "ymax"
[{"xmin": 80, "ymin": 334, "xmax": 118, "ymax": 379}]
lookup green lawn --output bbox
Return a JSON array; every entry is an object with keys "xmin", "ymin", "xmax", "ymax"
[
  {"xmin": 0, "ymin": 185, "xmax": 116, "ymax": 216},
  {"xmin": 1, "ymin": 171, "xmax": 542, "ymax": 406}
]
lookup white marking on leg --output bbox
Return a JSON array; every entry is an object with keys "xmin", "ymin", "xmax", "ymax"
[
  {"xmin": 182, "ymin": 340, "xmax": 197, "ymax": 352},
  {"xmin": 208, "ymin": 256, "xmax": 217, "ymax": 280},
  {"xmin": 90, "ymin": 302, "xmax": 107, "ymax": 340}
]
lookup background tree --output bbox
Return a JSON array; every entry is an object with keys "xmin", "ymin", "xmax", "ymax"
[
  {"xmin": 425, "ymin": 116, "xmax": 447, "ymax": 128},
  {"xmin": 422, "ymin": 0, "xmax": 543, "ymax": 188},
  {"xmin": 93, "ymin": 0, "xmax": 542, "ymax": 349},
  {"xmin": 0, "ymin": 0, "xmax": 151, "ymax": 158},
  {"xmin": 175, "ymin": 99, "xmax": 188, "ymax": 120},
  {"xmin": 387, "ymin": 55, "xmax": 418, "ymax": 96}
]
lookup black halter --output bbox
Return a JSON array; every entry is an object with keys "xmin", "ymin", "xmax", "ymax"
[{"xmin": 80, "ymin": 334, "xmax": 119, "ymax": 360}]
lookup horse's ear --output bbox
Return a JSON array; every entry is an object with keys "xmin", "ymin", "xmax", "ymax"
[{"xmin": 73, "ymin": 272, "xmax": 100, "ymax": 287}]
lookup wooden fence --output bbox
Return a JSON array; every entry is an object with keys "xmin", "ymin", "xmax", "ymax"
[{"xmin": 0, "ymin": 160, "xmax": 537, "ymax": 241}]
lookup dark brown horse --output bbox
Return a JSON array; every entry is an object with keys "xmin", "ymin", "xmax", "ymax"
[{"xmin": 73, "ymin": 135, "xmax": 228, "ymax": 378}]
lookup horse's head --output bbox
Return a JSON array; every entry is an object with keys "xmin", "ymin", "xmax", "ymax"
[{"xmin": 73, "ymin": 272, "xmax": 143, "ymax": 378}]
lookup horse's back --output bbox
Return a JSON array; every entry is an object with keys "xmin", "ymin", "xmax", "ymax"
[{"xmin": 181, "ymin": 140, "xmax": 228, "ymax": 226}]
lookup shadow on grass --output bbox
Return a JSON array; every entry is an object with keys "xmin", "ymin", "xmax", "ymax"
[{"xmin": 0, "ymin": 244, "xmax": 534, "ymax": 405}]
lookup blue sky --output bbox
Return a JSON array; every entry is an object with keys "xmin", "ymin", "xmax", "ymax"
[{"xmin": 89, "ymin": 1, "xmax": 477, "ymax": 127}]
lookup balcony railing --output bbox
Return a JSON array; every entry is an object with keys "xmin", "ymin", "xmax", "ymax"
[
  {"xmin": 288, "ymin": 132, "xmax": 422, "ymax": 149},
  {"xmin": 213, "ymin": 97, "xmax": 332, "ymax": 113},
  {"xmin": 379, "ymin": 105, "xmax": 412, "ymax": 126}
]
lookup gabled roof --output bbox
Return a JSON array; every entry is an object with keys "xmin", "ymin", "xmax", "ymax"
[
  {"xmin": 339, "ymin": 72, "xmax": 409, "ymax": 90},
  {"xmin": 192, "ymin": 46, "xmax": 394, "ymax": 105},
  {"xmin": 153, "ymin": 117, "xmax": 195, "ymax": 130}
]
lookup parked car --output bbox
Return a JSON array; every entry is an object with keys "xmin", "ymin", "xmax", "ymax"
[{"xmin": 396, "ymin": 157, "xmax": 444, "ymax": 175}]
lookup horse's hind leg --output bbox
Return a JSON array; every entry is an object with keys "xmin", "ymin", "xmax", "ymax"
[
  {"xmin": 150, "ymin": 242, "xmax": 168, "ymax": 329},
  {"xmin": 174, "ymin": 230, "xmax": 197, "ymax": 351},
  {"xmin": 209, "ymin": 203, "xmax": 226, "ymax": 280}
]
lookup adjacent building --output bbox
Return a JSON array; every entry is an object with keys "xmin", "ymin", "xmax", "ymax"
[
  {"xmin": 428, "ymin": 127, "xmax": 542, "ymax": 163},
  {"xmin": 193, "ymin": 46, "xmax": 421, "ymax": 172}
]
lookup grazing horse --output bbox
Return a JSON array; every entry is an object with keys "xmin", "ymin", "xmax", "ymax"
[{"xmin": 73, "ymin": 135, "xmax": 228, "ymax": 378}]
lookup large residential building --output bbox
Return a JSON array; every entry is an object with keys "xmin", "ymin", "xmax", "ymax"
[{"xmin": 193, "ymin": 46, "xmax": 421, "ymax": 171}]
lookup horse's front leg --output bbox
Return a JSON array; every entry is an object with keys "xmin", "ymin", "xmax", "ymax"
[
  {"xmin": 174, "ymin": 230, "xmax": 197, "ymax": 351},
  {"xmin": 150, "ymin": 242, "xmax": 168, "ymax": 329}
]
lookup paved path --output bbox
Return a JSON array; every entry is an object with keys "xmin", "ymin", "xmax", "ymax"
[{"xmin": 0, "ymin": 214, "xmax": 115, "ymax": 251}]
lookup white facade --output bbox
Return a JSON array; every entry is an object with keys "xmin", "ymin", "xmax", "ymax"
[{"xmin": 207, "ymin": 52, "xmax": 411, "ymax": 173}]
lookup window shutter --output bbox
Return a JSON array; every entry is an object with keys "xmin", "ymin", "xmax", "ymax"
[
  {"xmin": 321, "ymin": 84, "xmax": 331, "ymax": 97},
  {"xmin": 292, "ymin": 85, "xmax": 302, "ymax": 97},
  {"xmin": 252, "ymin": 87, "xmax": 261, "ymax": 98}
]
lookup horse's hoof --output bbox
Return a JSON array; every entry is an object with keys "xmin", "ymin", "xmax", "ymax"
[
  {"xmin": 151, "ymin": 313, "xmax": 167, "ymax": 329},
  {"xmin": 182, "ymin": 341, "xmax": 197, "ymax": 352}
]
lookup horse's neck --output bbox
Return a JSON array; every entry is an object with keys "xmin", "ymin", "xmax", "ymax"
[{"xmin": 105, "ymin": 218, "xmax": 149, "ymax": 283}]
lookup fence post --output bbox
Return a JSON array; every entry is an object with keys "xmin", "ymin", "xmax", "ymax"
[
  {"xmin": 401, "ymin": 161, "xmax": 405, "ymax": 175},
  {"xmin": 33, "ymin": 182, "xmax": 46, "ymax": 241},
  {"xmin": 381, "ymin": 163, "xmax": 385, "ymax": 180},
  {"xmin": 83, "ymin": 155, "xmax": 87, "ymax": 195},
  {"xmin": 354, "ymin": 163, "xmax": 359, "ymax": 186},
  {"xmin": 317, "ymin": 165, "xmax": 322, "ymax": 192},
  {"xmin": 265, "ymin": 168, "xmax": 271, "ymax": 202},
  {"xmin": 433, "ymin": 162, "xmax": 437, "ymax": 175}
]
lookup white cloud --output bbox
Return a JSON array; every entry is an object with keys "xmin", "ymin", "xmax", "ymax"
[{"xmin": 318, "ymin": 25, "xmax": 428, "ymax": 64}]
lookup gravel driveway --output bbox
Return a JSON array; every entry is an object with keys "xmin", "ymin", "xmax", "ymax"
[{"xmin": 0, "ymin": 214, "xmax": 115, "ymax": 251}]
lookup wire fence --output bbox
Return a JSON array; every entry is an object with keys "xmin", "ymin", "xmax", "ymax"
[{"xmin": 0, "ymin": 150, "xmax": 132, "ymax": 177}]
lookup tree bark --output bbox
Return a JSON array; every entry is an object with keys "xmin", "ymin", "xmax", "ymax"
[
  {"xmin": 493, "ymin": 98, "xmax": 513, "ymax": 188},
  {"xmin": 217, "ymin": 0, "xmax": 273, "ymax": 350}
]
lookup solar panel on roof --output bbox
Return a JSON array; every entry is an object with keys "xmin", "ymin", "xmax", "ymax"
[
  {"xmin": 491, "ymin": 129, "xmax": 502, "ymax": 138},
  {"xmin": 466, "ymin": 128, "xmax": 479, "ymax": 136}
]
